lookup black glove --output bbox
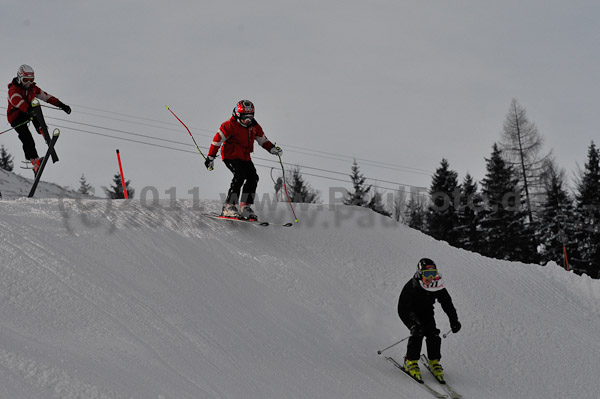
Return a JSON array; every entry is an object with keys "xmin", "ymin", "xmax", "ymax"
[
  {"xmin": 59, "ymin": 102, "xmax": 71, "ymax": 114},
  {"xmin": 450, "ymin": 320, "xmax": 461, "ymax": 334},
  {"xmin": 410, "ymin": 324, "xmax": 423, "ymax": 337},
  {"xmin": 204, "ymin": 156, "xmax": 215, "ymax": 170},
  {"xmin": 26, "ymin": 106, "xmax": 36, "ymax": 119}
]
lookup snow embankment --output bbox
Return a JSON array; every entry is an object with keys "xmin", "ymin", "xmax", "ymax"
[{"xmin": 0, "ymin": 196, "xmax": 598, "ymax": 399}]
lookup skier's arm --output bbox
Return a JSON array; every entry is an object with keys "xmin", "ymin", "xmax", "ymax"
[
  {"xmin": 438, "ymin": 289, "xmax": 460, "ymax": 328},
  {"xmin": 398, "ymin": 281, "xmax": 420, "ymax": 327},
  {"xmin": 255, "ymin": 127, "xmax": 275, "ymax": 152},
  {"xmin": 208, "ymin": 128, "xmax": 227, "ymax": 158},
  {"xmin": 34, "ymin": 87, "xmax": 71, "ymax": 114},
  {"xmin": 8, "ymin": 87, "xmax": 29, "ymax": 114}
]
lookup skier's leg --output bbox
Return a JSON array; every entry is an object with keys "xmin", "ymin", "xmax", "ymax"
[
  {"xmin": 424, "ymin": 323, "xmax": 442, "ymax": 360},
  {"xmin": 13, "ymin": 122, "xmax": 39, "ymax": 160},
  {"xmin": 224, "ymin": 160, "xmax": 245, "ymax": 205},
  {"xmin": 240, "ymin": 161, "xmax": 259, "ymax": 205},
  {"xmin": 406, "ymin": 332, "xmax": 424, "ymax": 361}
]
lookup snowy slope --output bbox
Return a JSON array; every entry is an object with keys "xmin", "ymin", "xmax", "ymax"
[
  {"xmin": 0, "ymin": 191, "xmax": 599, "ymax": 398},
  {"xmin": 0, "ymin": 168, "xmax": 88, "ymax": 200}
]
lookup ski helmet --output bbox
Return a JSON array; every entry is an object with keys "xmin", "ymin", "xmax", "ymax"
[
  {"xmin": 416, "ymin": 258, "xmax": 438, "ymax": 279},
  {"xmin": 233, "ymin": 99, "xmax": 255, "ymax": 126},
  {"xmin": 17, "ymin": 64, "xmax": 35, "ymax": 88}
]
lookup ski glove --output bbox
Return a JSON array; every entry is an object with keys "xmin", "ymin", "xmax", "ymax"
[
  {"xmin": 270, "ymin": 146, "xmax": 283, "ymax": 156},
  {"xmin": 58, "ymin": 102, "xmax": 71, "ymax": 115},
  {"xmin": 450, "ymin": 320, "xmax": 461, "ymax": 334},
  {"xmin": 204, "ymin": 155, "xmax": 215, "ymax": 171},
  {"xmin": 25, "ymin": 106, "xmax": 36, "ymax": 119}
]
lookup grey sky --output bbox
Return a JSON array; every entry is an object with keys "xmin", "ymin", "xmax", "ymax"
[{"xmin": 2, "ymin": 1, "xmax": 598, "ymax": 201}]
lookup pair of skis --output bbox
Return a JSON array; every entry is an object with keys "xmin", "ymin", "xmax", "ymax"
[
  {"xmin": 385, "ymin": 355, "xmax": 462, "ymax": 398},
  {"xmin": 202, "ymin": 213, "xmax": 294, "ymax": 227}
]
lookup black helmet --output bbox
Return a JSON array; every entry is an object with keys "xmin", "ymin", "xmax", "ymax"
[{"xmin": 416, "ymin": 258, "xmax": 438, "ymax": 279}]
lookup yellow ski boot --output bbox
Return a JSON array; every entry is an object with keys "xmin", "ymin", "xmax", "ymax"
[
  {"xmin": 403, "ymin": 358, "xmax": 422, "ymax": 382},
  {"xmin": 428, "ymin": 358, "xmax": 445, "ymax": 383}
]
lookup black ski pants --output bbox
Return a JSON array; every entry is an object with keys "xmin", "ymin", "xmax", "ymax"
[
  {"xmin": 406, "ymin": 319, "xmax": 442, "ymax": 361},
  {"xmin": 223, "ymin": 159, "xmax": 259, "ymax": 205},
  {"xmin": 12, "ymin": 114, "xmax": 42, "ymax": 160}
]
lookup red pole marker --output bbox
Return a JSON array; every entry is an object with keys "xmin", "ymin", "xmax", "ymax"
[{"xmin": 116, "ymin": 149, "xmax": 128, "ymax": 199}]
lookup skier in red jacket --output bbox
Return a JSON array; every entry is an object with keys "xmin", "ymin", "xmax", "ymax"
[
  {"xmin": 205, "ymin": 100, "xmax": 282, "ymax": 220},
  {"xmin": 7, "ymin": 65, "xmax": 71, "ymax": 173}
]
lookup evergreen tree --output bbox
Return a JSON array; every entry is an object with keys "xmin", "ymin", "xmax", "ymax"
[
  {"xmin": 0, "ymin": 145, "xmax": 14, "ymax": 172},
  {"xmin": 288, "ymin": 166, "xmax": 321, "ymax": 203},
  {"xmin": 572, "ymin": 141, "xmax": 600, "ymax": 278},
  {"xmin": 368, "ymin": 187, "xmax": 392, "ymax": 217},
  {"xmin": 454, "ymin": 173, "xmax": 483, "ymax": 252},
  {"xmin": 537, "ymin": 159, "xmax": 575, "ymax": 268},
  {"xmin": 403, "ymin": 194, "xmax": 427, "ymax": 232},
  {"xmin": 105, "ymin": 173, "xmax": 135, "ymax": 199},
  {"xmin": 344, "ymin": 160, "xmax": 371, "ymax": 207},
  {"xmin": 426, "ymin": 159, "xmax": 459, "ymax": 246},
  {"xmin": 479, "ymin": 144, "xmax": 537, "ymax": 262},
  {"xmin": 77, "ymin": 174, "xmax": 94, "ymax": 196}
]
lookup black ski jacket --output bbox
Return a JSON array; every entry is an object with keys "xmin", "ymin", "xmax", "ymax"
[{"xmin": 397, "ymin": 276, "xmax": 458, "ymax": 329}]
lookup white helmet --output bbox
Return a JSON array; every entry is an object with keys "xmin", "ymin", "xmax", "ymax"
[{"xmin": 17, "ymin": 64, "xmax": 35, "ymax": 88}]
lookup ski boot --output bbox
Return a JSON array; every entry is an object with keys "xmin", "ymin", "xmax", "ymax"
[
  {"xmin": 221, "ymin": 203, "xmax": 241, "ymax": 218},
  {"xmin": 30, "ymin": 157, "xmax": 43, "ymax": 176},
  {"xmin": 403, "ymin": 358, "xmax": 422, "ymax": 382},
  {"xmin": 240, "ymin": 202, "xmax": 258, "ymax": 221},
  {"xmin": 428, "ymin": 359, "xmax": 445, "ymax": 383}
]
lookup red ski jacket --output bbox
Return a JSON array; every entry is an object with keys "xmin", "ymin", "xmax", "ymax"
[
  {"xmin": 7, "ymin": 78, "xmax": 62, "ymax": 125},
  {"xmin": 208, "ymin": 116, "xmax": 275, "ymax": 161}
]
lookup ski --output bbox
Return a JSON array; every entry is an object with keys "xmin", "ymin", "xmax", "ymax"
[
  {"xmin": 20, "ymin": 160, "xmax": 35, "ymax": 170},
  {"xmin": 28, "ymin": 130, "xmax": 60, "ymax": 198},
  {"xmin": 385, "ymin": 356, "xmax": 448, "ymax": 398},
  {"xmin": 420, "ymin": 355, "xmax": 462, "ymax": 399},
  {"xmin": 202, "ymin": 213, "xmax": 270, "ymax": 226},
  {"xmin": 202, "ymin": 213, "xmax": 294, "ymax": 227}
]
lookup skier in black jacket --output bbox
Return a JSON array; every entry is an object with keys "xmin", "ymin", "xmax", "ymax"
[{"xmin": 397, "ymin": 258, "xmax": 461, "ymax": 382}]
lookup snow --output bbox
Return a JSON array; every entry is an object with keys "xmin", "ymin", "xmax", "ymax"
[{"xmin": 1, "ymin": 170, "xmax": 599, "ymax": 399}]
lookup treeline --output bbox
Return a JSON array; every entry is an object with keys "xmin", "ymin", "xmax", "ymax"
[{"xmin": 287, "ymin": 99, "xmax": 599, "ymax": 278}]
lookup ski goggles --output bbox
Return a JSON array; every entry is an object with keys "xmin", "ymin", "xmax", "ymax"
[
  {"xmin": 23, "ymin": 78, "xmax": 34, "ymax": 83},
  {"xmin": 421, "ymin": 269, "xmax": 439, "ymax": 279}
]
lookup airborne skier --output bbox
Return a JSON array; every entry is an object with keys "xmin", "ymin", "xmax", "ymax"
[
  {"xmin": 6, "ymin": 65, "xmax": 71, "ymax": 174},
  {"xmin": 397, "ymin": 258, "xmax": 462, "ymax": 383},
  {"xmin": 204, "ymin": 100, "xmax": 282, "ymax": 221}
]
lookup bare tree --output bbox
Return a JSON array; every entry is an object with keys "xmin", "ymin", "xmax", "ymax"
[
  {"xmin": 392, "ymin": 186, "xmax": 407, "ymax": 222},
  {"xmin": 500, "ymin": 98, "xmax": 552, "ymax": 223}
]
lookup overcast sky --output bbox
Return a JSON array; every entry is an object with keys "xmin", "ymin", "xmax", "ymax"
[{"xmin": 2, "ymin": 0, "xmax": 599, "ymax": 202}]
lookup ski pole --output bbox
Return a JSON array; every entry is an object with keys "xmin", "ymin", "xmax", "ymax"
[
  {"xmin": 377, "ymin": 335, "xmax": 410, "ymax": 355},
  {"xmin": 165, "ymin": 105, "xmax": 212, "ymax": 169},
  {"xmin": 0, "ymin": 118, "xmax": 32, "ymax": 135},
  {"xmin": 442, "ymin": 329, "xmax": 452, "ymax": 339},
  {"xmin": 277, "ymin": 153, "xmax": 299, "ymax": 223}
]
